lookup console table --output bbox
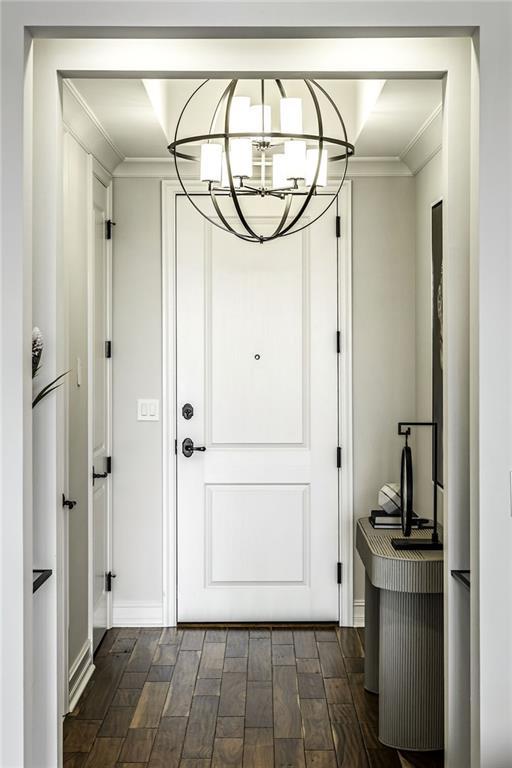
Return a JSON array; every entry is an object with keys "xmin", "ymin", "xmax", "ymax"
[{"xmin": 356, "ymin": 518, "xmax": 444, "ymax": 751}]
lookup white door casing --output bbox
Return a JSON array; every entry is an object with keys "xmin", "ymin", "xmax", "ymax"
[
  {"xmin": 90, "ymin": 173, "xmax": 112, "ymax": 650},
  {"xmin": 172, "ymin": 191, "xmax": 352, "ymax": 623}
]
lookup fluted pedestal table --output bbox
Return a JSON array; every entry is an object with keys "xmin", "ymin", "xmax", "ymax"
[{"xmin": 356, "ymin": 518, "xmax": 444, "ymax": 751}]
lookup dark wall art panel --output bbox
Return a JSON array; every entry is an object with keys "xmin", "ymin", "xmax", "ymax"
[{"xmin": 432, "ymin": 200, "xmax": 443, "ymax": 488}]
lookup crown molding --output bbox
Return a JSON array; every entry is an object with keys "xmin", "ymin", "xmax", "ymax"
[
  {"xmin": 62, "ymin": 80, "xmax": 124, "ymax": 172},
  {"xmin": 400, "ymin": 103, "xmax": 442, "ymax": 176},
  {"xmin": 114, "ymin": 155, "xmax": 412, "ymax": 179}
]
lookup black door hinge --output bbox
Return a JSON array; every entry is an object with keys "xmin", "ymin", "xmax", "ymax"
[
  {"xmin": 337, "ymin": 562, "xmax": 342, "ymax": 584},
  {"xmin": 106, "ymin": 456, "xmax": 112, "ymax": 474},
  {"xmin": 105, "ymin": 571, "xmax": 116, "ymax": 592},
  {"xmin": 336, "ymin": 215, "xmax": 341, "ymax": 238},
  {"xmin": 174, "ymin": 439, "xmax": 178, "ymax": 455},
  {"xmin": 105, "ymin": 219, "xmax": 116, "ymax": 240},
  {"xmin": 336, "ymin": 331, "xmax": 341, "ymax": 353},
  {"xmin": 105, "ymin": 340, "xmax": 112, "ymax": 358},
  {"xmin": 337, "ymin": 446, "xmax": 342, "ymax": 469}
]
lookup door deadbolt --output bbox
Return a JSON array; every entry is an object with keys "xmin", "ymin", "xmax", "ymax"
[
  {"xmin": 182, "ymin": 403, "xmax": 194, "ymax": 420},
  {"xmin": 182, "ymin": 437, "xmax": 206, "ymax": 458}
]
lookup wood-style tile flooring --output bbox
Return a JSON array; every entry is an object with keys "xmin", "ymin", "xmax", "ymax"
[{"xmin": 64, "ymin": 626, "xmax": 444, "ymax": 767}]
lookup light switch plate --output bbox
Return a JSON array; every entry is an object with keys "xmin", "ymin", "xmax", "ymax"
[{"xmin": 137, "ymin": 398, "xmax": 159, "ymax": 421}]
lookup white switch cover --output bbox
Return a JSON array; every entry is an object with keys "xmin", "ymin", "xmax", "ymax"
[{"xmin": 137, "ymin": 398, "xmax": 159, "ymax": 421}]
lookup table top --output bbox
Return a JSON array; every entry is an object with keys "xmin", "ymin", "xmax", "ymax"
[{"xmin": 356, "ymin": 517, "xmax": 444, "ymax": 594}]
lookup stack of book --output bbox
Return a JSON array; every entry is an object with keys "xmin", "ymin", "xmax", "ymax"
[{"xmin": 369, "ymin": 509, "xmax": 431, "ymax": 530}]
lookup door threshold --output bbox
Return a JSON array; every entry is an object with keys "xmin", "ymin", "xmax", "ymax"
[{"xmin": 178, "ymin": 621, "xmax": 338, "ymax": 629}]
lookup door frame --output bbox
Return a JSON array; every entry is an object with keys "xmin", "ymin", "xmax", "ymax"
[
  {"xmin": 89, "ymin": 159, "xmax": 114, "ymax": 648},
  {"xmin": 161, "ymin": 178, "xmax": 353, "ymax": 627},
  {"xmin": 59, "ymin": 152, "xmax": 114, "ymax": 714}
]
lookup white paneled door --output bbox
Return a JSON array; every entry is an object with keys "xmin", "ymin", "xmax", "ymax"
[
  {"xmin": 91, "ymin": 175, "xmax": 111, "ymax": 650},
  {"xmin": 176, "ymin": 196, "xmax": 340, "ymax": 621}
]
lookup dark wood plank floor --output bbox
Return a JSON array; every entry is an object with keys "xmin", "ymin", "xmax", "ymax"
[{"xmin": 64, "ymin": 627, "xmax": 444, "ymax": 767}]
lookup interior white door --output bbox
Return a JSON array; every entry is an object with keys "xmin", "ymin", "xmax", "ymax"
[
  {"xmin": 91, "ymin": 175, "xmax": 111, "ymax": 650},
  {"xmin": 176, "ymin": 195, "xmax": 340, "ymax": 622}
]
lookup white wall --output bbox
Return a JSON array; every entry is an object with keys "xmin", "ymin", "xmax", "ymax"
[
  {"xmin": 352, "ymin": 176, "xmax": 416, "ymax": 601},
  {"xmin": 111, "ymin": 173, "xmax": 416, "ymax": 614},
  {"xmin": 414, "ymin": 151, "xmax": 443, "ymax": 522},
  {"xmin": 112, "ymin": 177, "xmax": 163, "ymax": 624}
]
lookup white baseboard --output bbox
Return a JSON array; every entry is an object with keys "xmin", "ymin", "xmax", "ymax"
[
  {"xmin": 113, "ymin": 600, "xmax": 163, "ymax": 627},
  {"xmin": 68, "ymin": 640, "xmax": 94, "ymax": 713},
  {"xmin": 353, "ymin": 599, "xmax": 365, "ymax": 628}
]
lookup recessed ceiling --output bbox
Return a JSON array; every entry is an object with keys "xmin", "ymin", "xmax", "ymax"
[
  {"xmin": 355, "ymin": 80, "xmax": 442, "ymax": 157},
  {"xmin": 70, "ymin": 79, "xmax": 169, "ymax": 158},
  {"xmin": 69, "ymin": 76, "xmax": 442, "ymax": 166}
]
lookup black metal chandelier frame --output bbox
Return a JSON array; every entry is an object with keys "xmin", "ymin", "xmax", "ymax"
[{"xmin": 168, "ymin": 78, "xmax": 355, "ymax": 243}]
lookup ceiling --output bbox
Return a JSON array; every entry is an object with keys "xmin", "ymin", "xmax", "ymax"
[{"xmin": 69, "ymin": 77, "xmax": 442, "ymax": 168}]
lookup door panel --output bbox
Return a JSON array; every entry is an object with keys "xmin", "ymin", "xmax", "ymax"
[
  {"xmin": 207, "ymin": 484, "xmax": 309, "ymax": 584},
  {"xmin": 208, "ymin": 224, "xmax": 306, "ymax": 445},
  {"xmin": 176, "ymin": 196, "xmax": 338, "ymax": 622},
  {"xmin": 92, "ymin": 175, "xmax": 110, "ymax": 651}
]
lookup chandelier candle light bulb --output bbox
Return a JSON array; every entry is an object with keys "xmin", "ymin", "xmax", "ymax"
[
  {"xmin": 285, "ymin": 140, "xmax": 307, "ymax": 181},
  {"xmin": 229, "ymin": 138, "xmax": 253, "ymax": 179},
  {"xmin": 272, "ymin": 154, "xmax": 293, "ymax": 190},
  {"xmin": 229, "ymin": 96, "xmax": 251, "ymax": 132},
  {"xmin": 200, "ymin": 143, "xmax": 222, "ymax": 183},
  {"xmin": 306, "ymin": 148, "xmax": 328, "ymax": 187},
  {"xmin": 250, "ymin": 104, "xmax": 272, "ymax": 143},
  {"xmin": 280, "ymin": 97, "xmax": 303, "ymax": 134}
]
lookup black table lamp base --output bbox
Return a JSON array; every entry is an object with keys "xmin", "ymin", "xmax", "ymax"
[{"xmin": 391, "ymin": 421, "xmax": 443, "ymax": 553}]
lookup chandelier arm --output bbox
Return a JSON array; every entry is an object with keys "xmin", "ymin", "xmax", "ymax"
[
  {"xmin": 223, "ymin": 80, "xmax": 260, "ymax": 241},
  {"xmin": 208, "ymin": 80, "xmax": 233, "ymax": 139},
  {"xmin": 171, "ymin": 78, "xmax": 251, "ymax": 240},
  {"xmin": 275, "ymin": 79, "xmax": 324, "ymax": 238},
  {"xmin": 310, "ymin": 79, "xmax": 353, "ymax": 165},
  {"xmin": 271, "ymin": 155, "xmax": 349, "ymax": 240},
  {"xmin": 274, "ymin": 79, "xmax": 287, "ymax": 98},
  {"xmin": 169, "ymin": 131, "xmax": 353, "ymax": 150},
  {"xmin": 264, "ymin": 192, "xmax": 293, "ymax": 241},
  {"xmin": 209, "ymin": 188, "xmax": 257, "ymax": 242}
]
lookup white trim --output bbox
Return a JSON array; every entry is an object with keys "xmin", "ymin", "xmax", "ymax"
[
  {"xmin": 63, "ymin": 80, "xmax": 125, "ymax": 163},
  {"xmin": 162, "ymin": 179, "xmax": 354, "ymax": 627},
  {"xmin": 409, "ymin": 143, "xmax": 442, "ymax": 177},
  {"xmin": 348, "ymin": 157, "xmax": 412, "ymax": 177},
  {"xmin": 92, "ymin": 156, "xmax": 113, "ymax": 189},
  {"xmin": 338, "ymin": 181, "xmax": 354, "ymax": 627},
  {"xmin": 68, "ymin": 639, "xmax": 94, "ymax": 714},
  {"xmin": 400, "ymin": 103, "xmax": 442, "ymax": 160},
  {"xmin": 103, "ymin": 174, "xmax": 114, "ymax": 632},
  {"xmin": 401, "ymin": 103, "xmax": 443, "ymax": 176},
  {"xmin": 113, "ymin": 601, "xmax": 164, "ymax": 627},
  {"xmin": 162, "ymin": 179, "xmax": 183, "ymax": 628},
  {"xmin": 116, "ymin": 156, "xmax": 411, "ymax": 180},
  {"xmin": 88, "ymin": 161, "xmax": 114, "ymax": 646},
  {"xmin": 353, "ymin": 599, "xmax": 365, "ymax": 628},
  {"xmin": 86, "ymin": 154, "xmax": 95, "ymax": 655}
]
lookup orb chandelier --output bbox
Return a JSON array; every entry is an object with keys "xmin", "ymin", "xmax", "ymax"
[{"xmin": 168, "ymin": 78, "xmax": 355, "ymax": 243}]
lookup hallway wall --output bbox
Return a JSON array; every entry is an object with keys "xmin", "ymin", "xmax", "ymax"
[
  {"xmin": 414, "ymin": 151, "xmax": 443, "ymax": 523},
  {"xmin": 111, "ymin": 172, "xmax": 416, "ymax": 621},
  {"xmin": 112, "ymin": 178, "xmax": 163, "ymax": 623},
  {"xmin": 351, "ymin": 176, "xmax": 416, "ymax": 603}
]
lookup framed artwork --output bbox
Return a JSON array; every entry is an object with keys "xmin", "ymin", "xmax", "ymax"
[{"xmin": 431, "ymin": 200, "xmax": 443, "ymax": 488}]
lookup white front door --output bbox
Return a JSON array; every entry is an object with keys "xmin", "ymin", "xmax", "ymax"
[
  {"xmin": 176, "ymin": 195, "xmax": 340, "ymax": 622},
  {"xmin": 91, "ymin": 175, "xmax": 111, "ymax": 650}
]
